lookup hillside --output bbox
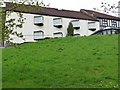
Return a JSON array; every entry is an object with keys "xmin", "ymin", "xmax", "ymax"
[{"xmin": 2, "ymin": 35, "xmax": 118, "ymax": 88}]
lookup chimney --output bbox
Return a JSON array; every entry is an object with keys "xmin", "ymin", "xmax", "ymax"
[{"xmin": 118, "ymin": 1, "xmax": 120, "ymax": 17}]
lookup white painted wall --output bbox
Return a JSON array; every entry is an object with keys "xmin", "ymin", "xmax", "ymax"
[{"xmin": 6, "ymin": 12, "xmax": 100, "ymax": 43}]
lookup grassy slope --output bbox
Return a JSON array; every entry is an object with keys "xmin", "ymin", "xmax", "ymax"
[{"xmin": 2, "ymin": 35, "xmax": 118, "ymax": 88}]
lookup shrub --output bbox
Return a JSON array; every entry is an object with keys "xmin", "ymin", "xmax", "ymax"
[{"xmin": 67, "ymin": 22, "xmax": 74, "ymax": 36}]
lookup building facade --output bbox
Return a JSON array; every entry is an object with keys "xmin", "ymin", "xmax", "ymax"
[
  {"xmin": 4, "ymin": 2, "xmax": 120, "ymax": 43},
  {"xmin": 81, "ymin": 9, "xmax": 120, "ymax": 29}
]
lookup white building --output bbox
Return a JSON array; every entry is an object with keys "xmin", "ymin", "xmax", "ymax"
[{"xmin": 3, "ymin": 2, "xmax": 120, "ymax": 43}]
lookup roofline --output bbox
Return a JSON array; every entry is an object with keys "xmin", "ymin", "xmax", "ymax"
[
  {"xmin": 80, "ymin": 9, "xmax": 97, "ymax": 20},
  {"xmin": 81, "ymin": 9, "xmax": 120, "ymax": 21},
  {"xmin": 11, "ymin": 9, "xmax": 99, "ymax": 21},
  {"xmin": 97, "ymin": 17, "xmax": 120, "ymax": 20},
  {"xmin": 4, "ymin": 2, "xmax": 98, "ymax": 21}
]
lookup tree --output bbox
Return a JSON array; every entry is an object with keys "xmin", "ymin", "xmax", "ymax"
[
  {"xmin": 93, "ymin": 1, "xmax": 119, "ymax": 16},
  {"xmin": 67, "ymin": 22, "xmax": 74, "ymax": 36},
  {"xmin": 0, "ymin": 0, "xmax": 49, "ymax": 47}
]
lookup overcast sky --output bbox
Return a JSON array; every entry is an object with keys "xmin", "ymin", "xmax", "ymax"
[
  {"xmin": 4, "ymin": 0, "xmax": 120, "ymax": 11},
  {"xmin": 3, "ymin": 0, "xmax": 120, "ymax": 16},
  {"xmin": 40, "ymin": 0, "xmax": 119, "ymax": 11}
]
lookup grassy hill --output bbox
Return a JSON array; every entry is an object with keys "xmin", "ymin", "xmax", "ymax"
[{"xmin": 2, "ymin": 35, "xmax": 118, "ymax": 88}]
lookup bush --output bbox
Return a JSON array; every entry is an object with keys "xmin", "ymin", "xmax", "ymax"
[{"xmin": 67, "ymin": 22, "xmax": 74, "ymax": 36}]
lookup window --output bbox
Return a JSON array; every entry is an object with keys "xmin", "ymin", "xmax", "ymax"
[
  {"xmin": 88, "ymin": 22, "xmax": 96, "ymax": 31},
  {"xmin": 111, "ymin": 20, "xmax": 117, "ymax": 27},
  {"xmin": 118, "ymin": 21, "xmax": 120, "ymax": 28},
  {"xmin": 108, "ymin": 20, "xmax": 111, "ymax": 27},
  {"xmin": 34, "ymin": 31, "xmax": 44, "ymax": 40},
  {"xmin": 53, "ymin": 18, "xmax": 62, "ymax": 28},
  {"xmin": 53, "ymin": 32, "xmax": 63, "ymax": 38},
  {"xmin": 34, "ymin": 16, "xmax": 44, "ymax": 26},
  {"xmin": 102, "ymin": 19, "xmax": 108, "ymax": 27},
  {"xmin": 74, "ymin": 34, "xmax": 80, "ymax": 36},
  {"xmin": 107, "ymin": 30, "xmax": 112, "ymax": 35},
  {"xmin": 71, "ymin": 20, "xmax": 80, "ymax": 29},
  {"xmin": 102, "ymin": 30, "xmax": 107, "ymax": 35},
  {"xmin": 111, "ymin": 30, "xmax": 116, "ymax": 34}
]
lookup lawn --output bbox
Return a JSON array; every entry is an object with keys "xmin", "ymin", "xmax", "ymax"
[{"xmin": 2, "ymin": 35, "xmax": 118, "ymax": 88}]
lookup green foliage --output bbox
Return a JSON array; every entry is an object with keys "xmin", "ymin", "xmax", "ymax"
[
  {"xmin": 0, "ymin": 7, "xmax": 2, "ymax": 41},
  {"xmin": 67, "ymin": 22, "xmax": 74, "ymax": 36},
  {"xmin": 0, "ymin": 2, "xmax": 26, "ymax": 46},
  {"xmin": 2, "ymin": 35, "xmax": 118, "ymax": 88},
  {"xmin": 0, "ymin": 0, "xmax": 44, "ymax": 46}
]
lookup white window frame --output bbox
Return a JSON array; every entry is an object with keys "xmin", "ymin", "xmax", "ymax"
[
  {"xmin": 88, "ymin": 22, "xmax": 96, "ymax": 30},
  {"xmin": 102, "ymin": 19, "xmax": 108, "ymax": 27},
  {"xmin": 53, "ymin": 32, "xmax": 63, "ymax": 38},
  {"xmin": 34, "ymin": 31, "xmax": 44, "ymax": 40},
  {"xmin": 34, "ymin": 16, "xmax": 44, "ymax": 25},
  {"xmin": 111, "ymin": 20, "xmax": 117, "ymax": 27},
  {"xmin": 71, "ymin": 20, "xmax": 80, "ymax": 29},
  {"xmin": 53, "ymin": 18, "xmax": 62, "ymax": 26}
]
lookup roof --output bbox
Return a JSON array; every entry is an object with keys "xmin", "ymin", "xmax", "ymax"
[
  {"xmin": 4, "ymin": 2, "xmax": 98, "ymax": 21},
  {"xmin": 4, "ymin": 2, "xmax": 120, "ymax": 21},
  {"xmin": 81, "ymin": 9, "xmax": 120, "ymax": 21}
]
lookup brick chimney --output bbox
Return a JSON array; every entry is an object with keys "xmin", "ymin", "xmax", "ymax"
[{"xmin": 118, "ymin": 1, "xmax": 120, "ymax": 17}]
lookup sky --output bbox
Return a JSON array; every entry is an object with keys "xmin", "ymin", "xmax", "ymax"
[
  {"xmin": 40, "ymin": 0, "xmax": 119, "ymax": 11},
  {"xmin": 37, "ymin": 0, "xmax": 120, "ymax": 16},
  {"xmin": 2, "ymin": 0, "xmax": 120, "ymax": 16},
  {"xmin": 3, "ymin": 0, "xmax": 120, "ymax": 11}
]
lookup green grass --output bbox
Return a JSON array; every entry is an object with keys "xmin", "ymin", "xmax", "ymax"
[{"xmin": 2, "ymin": 35, "xmax": 118, "ymax": 88}]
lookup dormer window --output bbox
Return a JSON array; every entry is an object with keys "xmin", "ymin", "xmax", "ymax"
[
  {"xmin": 34, "ymin": 16, "xmax": 44, "ymax": 26},
  {"xmin": 53, "ymin": 18, "xmax": 62, "ymax": 28},
  {"xmin": 71, "ymin": 20, "xmax": 80, "ymax": 29},
  {"xmin": 88, "ymin": 22, "xmax": 96, "ymax": 31}
]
